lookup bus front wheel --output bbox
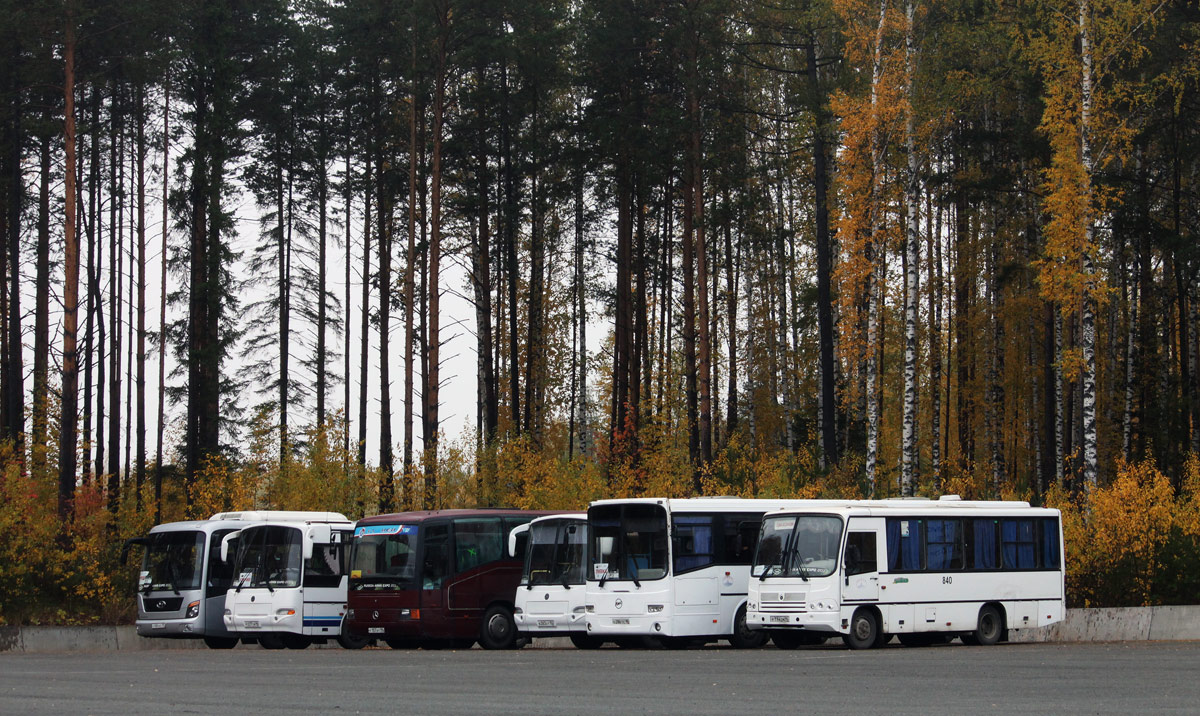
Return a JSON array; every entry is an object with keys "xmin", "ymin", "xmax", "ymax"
[
  {"xmin": 479, "ymin": 605, "xmax": 519, "ymax": 650},
  {"xmin": 842, "ymin": 609, "xmax": 879, "ymax": 650},
  {"xmin": 728, "ymin": 606, "xmax": 769, "ymax": 649}
]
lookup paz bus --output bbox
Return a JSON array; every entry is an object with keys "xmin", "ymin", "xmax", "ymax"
[
  {"xmin": 345, "ymin": 509, "xmax": 556, "ymax": 649},
  {"xmin": 122, "ymin": 511, "xmax": 326, "ymax": 649},
  {"xmin": 509, "ymin": 514, "xmax": 597, "ymax": 648},
  {"xmin": 221, "ymin": 512, "xmax": 364, "ymax": 649},
  {"xmin": 584, "ymin": 497, "xmax": 864, "ymax": 648},
  {"xmin": 746, "ymin": 498, "xmax": 1065, "ymax": 649}
]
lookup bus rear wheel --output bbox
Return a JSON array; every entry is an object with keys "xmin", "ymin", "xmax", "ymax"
[
  {"xmin": 973, "ymin": 605, "xmax": 1004, "ymax": 646},
  {"xmin": 842, "ymin": 609, "xmax": 879, "ymax": 650},
  {"xmin": 203, "ymin": 636, "xmax": 238, "ymax": 650},
  {"xmin": 728, "ymin": 606, "xmax": 769, "ymax": 649},
  {"xmin": 479, "ymin": 605, "xmax": 519, "ymax": 650}
]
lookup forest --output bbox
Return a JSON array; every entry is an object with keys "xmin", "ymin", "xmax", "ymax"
[{"xmin": 0, "ymin": 0, "xmax": 1198, "ymax": 622}]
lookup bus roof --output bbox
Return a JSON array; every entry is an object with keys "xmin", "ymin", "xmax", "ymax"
[
  {"xmin": 588, "ymin": 496, "xmax": 1033, "ymax": 514},
  {"xmin": 356, "ymin": 508, "xmax": 563, "ymax": 527},
  {"xmin": 209, "ymin": 510, "xmax": 350, "ymax": 523},
  {"xmin": 763, "ymin": 502, "xmax": 1059, "ymax": 519}
]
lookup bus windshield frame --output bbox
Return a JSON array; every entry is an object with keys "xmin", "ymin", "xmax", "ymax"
[
  {"xmin": 233, "ymin": 525, "xmax": 304, "ymax": 590},
  {"xmin": 139, "ymin": 530, "xmax": 205, "ymax": 593},
  {"xmin": 752, "ymin": 513, "xmax": 844, "ymax": 579},
  {"xmin": 349, "ymin": 524, "xmax": 420, "ymax": 590},
  {"xmin": 587, "ymin": 504, "xmax": 669, "ymax": 583},
  {"xmin": 521, "ymin": 520, "xmax": 586, "ymax": 587}
]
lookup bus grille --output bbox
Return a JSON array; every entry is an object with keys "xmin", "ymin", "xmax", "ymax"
[{"xmin": 758, "ymin": 591, "xmax": 807, "ymax": 612}]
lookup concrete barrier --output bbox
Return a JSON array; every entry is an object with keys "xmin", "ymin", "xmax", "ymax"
[{"xmin": 2, "ymin": 608, "xmax": 1196, "ymax": 653}]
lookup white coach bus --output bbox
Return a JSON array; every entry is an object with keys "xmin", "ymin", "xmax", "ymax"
[
  {"xmin": 746, "ymin": 498, "xmax": 1065, "ymax": 649},
  {"xmin": 585, "ymin": 497, "xmax": 863, "ymax": 648},
  {"xmin": 510, "ymin": 514, "xmax": 596, "ymax": 648},
  {"xmin": 221, "ymin": 512, "xmax": 367, "ymax": 649}
]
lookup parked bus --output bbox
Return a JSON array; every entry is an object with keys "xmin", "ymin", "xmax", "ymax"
[
  {"xmin": 585, "ymin": 497, "xmax": 863, "ymax": 648},
  {"xmin": 510, "ymin": 514, "xmax": 598, "ymax": 648},
  {"xmin": 221, "ymin": 512, "xmax": 364, "ymax": 649},
  {"xmin": 746, "ymin": 498, "xmax": 1065, "ymax": 649},
  {"xmin": 122, "ymin": 511, "xmax": 320, "ymax": 648},
  {"xmin": 346, "ymin": 509, "xmax": 557, "ymax": 649}
]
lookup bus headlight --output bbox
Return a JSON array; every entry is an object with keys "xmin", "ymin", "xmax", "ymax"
[
  {"xmin": 647, "ymin": 604, "xmax": 664, "ymax": 613},
  {"xmin": 186, "ymin": 601, "xmax": 200, "ymax": 618}
]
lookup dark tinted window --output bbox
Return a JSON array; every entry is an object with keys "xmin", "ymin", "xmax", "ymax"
[
  {"xmin": 205, "ymin": 530, "xmax": 237, "ymax": 598},
  {"xmin": 422, "ymin": 524, "xmax": 453, "ymax": 589},
  {"xmin": 844, "ymin": 531, "xmax": 877, "ymax": 576},
  {"xmin": 972, "ymin": 519, "xmax": 999, "ymax": 570},
  {"xmin": 721, "ymin": 514, "xmax": 762, "ymax": 565},
  {"xmin": 926, "ymin": 519, "xmax": 964, "ymax": 570},
  {"xmin": 454, "ymin": 518, "xmax": 504, "ymax": 573},
  {"xmin": 1041, "ymin": 518, "xmax": 1061, "ymax": 569},
  {"xmin": 1001, "ymin": 519, "xmax": 1037, "ymax": 569}
]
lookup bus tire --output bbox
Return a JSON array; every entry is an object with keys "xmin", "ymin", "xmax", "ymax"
[
  {"xmin": 569, "ymin": 633, "xmax": 605, "ymax": 650},
  {"xmin": 258, "ymin": 634, "xmax": 286, "ymax": 650},
  {"xmin": 386, "ymin": 639, "xmax": 416, "ymax": 649},
  {"xmin": 337, "ymin": 632, "xmax": 370, "ymax": 650},
  {"xmin": 479, "ymin": 604, "xmax": 519, "ymax": 650},
  {"xmin": 842, "ymin": 608, "xmax": 879, "ymax": 650},
  {"xmin": 728, "ymin": 606, "xmax": 769, "ymax": 649},
  {"xmin": 281, "ymin": 634, "xmax": 311, "ymax": 650},
  {"xmin": 974, "ymin": 605, "xmax": 1004, "ymax": 646},
  {"xmin": 203, "ymin": 636, "xmax": 238, "ymax": 650}
]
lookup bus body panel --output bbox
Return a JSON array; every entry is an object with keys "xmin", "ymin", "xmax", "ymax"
[
  {"xmin": 134, "ymin": 521, "xmax": 244, "ymax": 640},
  {"xmin": 513, "ymin": 515, "xmax": 588, "ymax": 636}
]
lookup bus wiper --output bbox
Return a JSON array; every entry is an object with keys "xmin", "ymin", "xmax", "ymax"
[
  {"xmin": 164, "ymin": 560, "xmax": 182, "ymax": 595},
  {"xmin": 561, "ymin": 571, "xmax": 571, "ymax": 590},
  {"xmin": 784, "ymin": 544, "xmax": 809, "ymax": 582},
  {"xmin": 598, "ymin": 565, "xmax": 609, "ymax": 588}
]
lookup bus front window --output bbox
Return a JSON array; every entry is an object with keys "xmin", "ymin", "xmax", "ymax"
[
  {"xmin": 235, "ymin": 526, "xmax": 302, "ymax": 589},
  {"xmin": 588, "ymin": 504, "xmax": 668, "ymax": 583},
  {"xmin": 787, "ymin": 516, "xmax": 842, "ymax": 578},
  {"xmin": 523, "ymin": 522, "xmax": 587, "ymax": 587},
  {"xmin": 141, "ymin": 531, "xmax": 205, "ymax": 593},
  {"xmin": 350, "ymin": 525, "xmax": 418, "ymax": 589},
  {"xmin": 752, "ymin": 517, "xmax": 794, "ymax": 578}
]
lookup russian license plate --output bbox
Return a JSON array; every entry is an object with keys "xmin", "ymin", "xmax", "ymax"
[
  {"xmin": 537, "ymin": 619, "xmax": 555, "ymax": 627},
  {"xmin": 245, "ymin": 620, "xmax": 260, "ymax": 628},
  {"xmin": 770, "ymin": 615, "xmax": 789, "ymax": 623},
  {"xmin": 368, "ymin": 627, "xmax": 385, "ymax": 634},
  {"xmin": 151, "ymin": 623, "xmax": 165, "ymax": 630},
  {"xmin": 612, "ymin": 618, "xmax": 630, "ymax": 625}
]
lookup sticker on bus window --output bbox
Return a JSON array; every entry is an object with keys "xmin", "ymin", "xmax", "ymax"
[
  {"xmin": 594, "ymin": 563, "xmax": 608, "ymax": 580},
  {"xmin": 775, "ymin": 518, "xmax": 796, "ymax": 531},
  {"xmin": 139, "ymin": 571, "xmax": 151, "ymax": 588},
  {"xmin": 901, "ymin": 521, "xmax": 910, "ymax": 537},
  {"xmin": 237, "ymin": 571, "xmax": 254, "ymax": 587},
  {"xmin": 351, "ymin": 570, "xmax": 362, "ymax": 579}
]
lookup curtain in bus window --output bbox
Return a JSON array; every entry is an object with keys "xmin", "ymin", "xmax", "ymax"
[
  {"xmin": 925, "ymin": 519, "xmax": 963, "ymax": 570},
  {"xmin": 673, "ymin": 515, "xmax": 715, "ymax": 573},
  {"xmin": 973, "ymin": 520, "xmax": 998, "ymax": 570},
  {"xmin": 455, "ymin": 518, "xmax": 504, "ymax": 573},
  {"xmin": 1001, "ymin": 519, "xmax": 1037, "ymax": 569},
  {"xmin": 1041, "ymin": 519, "xmax": 1061, "ymax": 569},
  {"xmin": 886, "ymin": 518, "xmax": 922, "ymax": 571}
]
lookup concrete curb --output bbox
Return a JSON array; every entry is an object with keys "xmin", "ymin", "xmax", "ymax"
[{"xmin": 4, "ymin": 607, "xmax": 1198, "ymax": 653}]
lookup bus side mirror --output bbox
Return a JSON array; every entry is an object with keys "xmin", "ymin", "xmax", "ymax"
[
  {"xmin": 303, "ymin": 539, "xmax": 314, "ymax": 561},
  {"xmin": 508, "ymin": 524, "xmax": 530, "ymax": 559},
  {"xmin": 120, "ymin": 537, "xmax": 147, "ymax": 566},
  {"xmin": 221, "ymin": 531, "xmax": 241, "ymax": 563}
]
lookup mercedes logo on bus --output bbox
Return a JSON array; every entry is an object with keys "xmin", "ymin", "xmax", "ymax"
[{"xmin": 372, "ymin": 611, "xmax": 379, "ymax": 620}]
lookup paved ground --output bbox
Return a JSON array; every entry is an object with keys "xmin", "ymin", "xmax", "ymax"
[{"xmin": 2, "ymin": 641, "xmax": 1197, "ymax": 714}]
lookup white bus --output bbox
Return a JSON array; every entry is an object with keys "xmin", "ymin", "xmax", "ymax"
[
  {"xmin": 122, "ymin": 511, "xmax": 317, "ymax": 648},
  {"xmin": 510, "ymin": 514, "xmax": 597, "ymax": 648},
  {"xmin": 221, "ymin": 512, "xmax": 367, "ymax": 649},
  {"xmin": 746, "ymin": 498, "xmax": 1065, "ymax": 649},
  {"xmin": 585, "ymin": 497, "xmax": 861, "ymax": 648}
]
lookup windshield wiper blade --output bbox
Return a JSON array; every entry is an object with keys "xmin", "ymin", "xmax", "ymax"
[
  {"xmin": 784, "ymin": 544, "xmax": 809, "ymax": 582},
  {"xmin": 164, "ymin": 560, "xmax": 182, "ymax": 595}
]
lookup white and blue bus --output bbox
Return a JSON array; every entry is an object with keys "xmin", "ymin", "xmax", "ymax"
[
  {"xmin": 510, "ymin": 514, "xmax": 594, "ymax": 647},
  {"xmin": 747, "ymin": 498, "xmax": 1065, "ymax": 649}
]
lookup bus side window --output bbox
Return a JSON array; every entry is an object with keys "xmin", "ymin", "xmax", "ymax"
[
  {"xmin": 844, "ymin": 532, "xmax": 877, "ymax": 576},
  {"xmin": 206, "ymin": 530, "xmax": 236, "ymax": 598},
  {"xmin": 423, "ymin": 524, "xmax": 452, "ymax": 589}
]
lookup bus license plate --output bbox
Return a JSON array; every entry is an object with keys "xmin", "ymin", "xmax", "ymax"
[
  {"xmin": 368, "ymin": 627, "xmax": 385, "ymax": 634},
  {"xmin": 151, "ymin": 623, "xmax": 165, "ymax": 630},
  {"xmin": 770, "ymin": 615, "xmax": 789, "ymax": 623},
  {"xmin": 612, "ymin": 618, "xmax": 630, "ymax": 625},
  {"xmin": 245, "ymin": 620, "xmax": 260, "ymax": 628},
  {"xmin": 537, "ymin": 620, "xmax": 555, "ymax": 627}
]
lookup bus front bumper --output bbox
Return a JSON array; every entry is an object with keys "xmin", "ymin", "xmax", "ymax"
[
  {"xmin": 136, "ymin": 616, "xmax": 205, "ymax": 638},
  {"xmin": 747, "ymin": 609, "xmax": 840, "ymax": 633}
]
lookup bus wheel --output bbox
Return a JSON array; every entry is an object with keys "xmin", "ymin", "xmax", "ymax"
[
  {"xmin": 772, "ymin": 631, "xmax": 826, "ymax": 650},
  {"xmin": 259, "ymin": 634, "xmax": 285, "ymax": 650},
  {"xmin": 281, "ymin": 634, "xmax": 311, "ymax": 650},
  {"xmin": 728, "ymin": 606, "xmax": 769, "ymax": 649},
  {"xmin": 202, "ymin": 636, "xmax": 238, "ymax": 650},
  {"xmin": 974, "ymin": 605, "xmax": 1004, "ymax": 646},
  {"xmin": 569, "ymin": 633, "xmax": 604, "ymax": 650},
  {"xmin": 386, "ymin": 639, "xmax": 416, "ymax": 649},
  {"xmin": 479, "ymin": 605, "xmax": 518, "ymax": 650},
  {"xmin": 842, "ymin": 609, "xmax": 879, "ymax": 650}
]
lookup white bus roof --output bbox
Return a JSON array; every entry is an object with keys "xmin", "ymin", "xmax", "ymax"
[
  {"xmin": 586, "ymin": 496, "xmax": 1023, "ymax": 514},
  {"xmin": 762, "ymin": 502, "xmax": 1059, "ymax": 519},
  {"xmin": 209, "ymin": 510, "xmax": 351, "ymax": 523},
  {"xmin": 528, "ymin": 513, "xmax": 587, "ymax": 525}
]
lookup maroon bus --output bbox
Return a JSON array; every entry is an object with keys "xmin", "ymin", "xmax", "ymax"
[{"xmin": 346, "ymin": 509, "xmax": 559, "ymax": 649}]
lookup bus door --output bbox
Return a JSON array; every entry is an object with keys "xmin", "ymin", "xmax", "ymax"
[
  {"xmin": 842, "ymin": 518, "xmax": 884, "ymax": 603},
  {"xmin": 204, "ymin": 529, "xmax": 238, "ymax": 636},
  {"xmin": 420, "ymin": 523, "xmax": 453, "ymax": 635}
]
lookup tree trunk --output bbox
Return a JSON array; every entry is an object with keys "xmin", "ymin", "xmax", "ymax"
[
  {"xmin": 357, "ymin": 154, "xmax": 371, "ymax": 467},
  {"xmin": 900, "ymin": 0, "xmax": 920, "ymax": 497},
  {"xmin": 807, "ymin": 37, "xmax": 837, "ymax": 468},
  {"xmin": 135, "ymin": 83, "xmax": 147, "ymax": 503},
  {"xmin": 864, "ymin": 0, "xmax": 887, "ymax": 495},
  {"xmin": 59, "ymin": 15, "xmax": 80, "ymax": 521},
  {"xmin": 425, "ymin": 11, "xmax": 447, "ymax": 505},
  {"xmin": 154, "ymin": 74, "xmax": 169, "ymax": 519},
  {"xmin": 33, "ymin": 130, "xmax": 50, "ymax": 473},
  {"xmin": 1078, "ymin": 0, "xmax": 1098, "ymax": 490}
]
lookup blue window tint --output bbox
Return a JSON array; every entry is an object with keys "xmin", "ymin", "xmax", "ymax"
[
  {"xmin": 1001, "ymin": 519, "xmax": 1037, "ymax": 569},
  {"xmin": 926, "ymin": 519, "xmax": 963, "ymax": 570},
  {"xmin": 973, "ymin": 520, "xmax": 998, "ymax": 570},
  {"xmin": 886, "ymin": 518, "xmax": 922, "ymax": 571},
  {"xmin": 673, "ymin": 515, "xmax": 715, "ymax": 573},
  {"xmin": 1041, "ymin": 518, "xmax": 1061, "ymax": 569}
]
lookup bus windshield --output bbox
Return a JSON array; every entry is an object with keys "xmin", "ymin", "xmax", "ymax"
[
  {"xmin": 522, "ymin": 521, "xmax": 586, "ymax": 586},
  {"xmin": 588, "ymin": 504, "xmax": 669, "ymax": 582},
  {"xmin": 350, "ymin": 524, "xmax": 419, "ymax": 590},
  {"xmin": 140, "ymin": 531, "xmax": 205, "ymax": 592},
  {"xmin": 234, "ymin": 526, "xmax": 303, "ymax": 589},
  {"xmin": 753, "ymin": 515, "xmax": 843, "ymax": 579}
]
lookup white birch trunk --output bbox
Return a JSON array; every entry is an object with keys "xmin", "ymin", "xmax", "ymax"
[
  {"xmin": 1123, "ymin": 256, "xmax": 1138, "ymax": 460},
  {"xmin": 865, "ymin": 0, "xmax": 889, "ymax": 496},
  {"xmin": 1055, "ymin": 311, "xmax": 1065, "ymax": 486},
  {"xmin": 1079, "ymin": 0, "xmax": 1099, "ymax": 490},
  {"xmin": 901, "ymin": 0, "xmax": 920, "ymax": 497}
]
